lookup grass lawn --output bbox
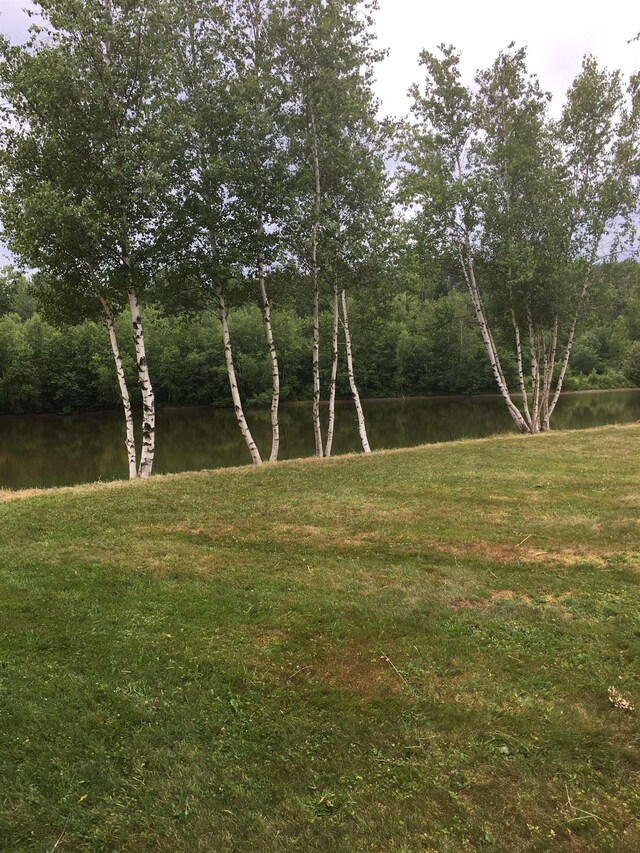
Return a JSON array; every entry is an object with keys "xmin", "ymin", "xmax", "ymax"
[{"xmin": 1, "ymin": 424, "xmax": 639, "ymax": 852}]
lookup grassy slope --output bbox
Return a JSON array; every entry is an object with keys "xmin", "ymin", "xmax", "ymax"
[{"xmin": 1, "ymin": 425, "xmax": 639, "ymax": 852}]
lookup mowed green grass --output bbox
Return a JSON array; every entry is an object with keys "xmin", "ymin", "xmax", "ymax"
[{"xmin": 1, "ymin": 425, "xmax": 639, "ymax": 852}]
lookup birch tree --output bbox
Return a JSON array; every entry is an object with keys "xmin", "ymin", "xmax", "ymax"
[
  {"xmin": 401, "ymin": 45, "xmax": 637, "ymax": 433},
  {"xmin": 473, "ymin": 46, "xmax": 571, "ymax": 434},
  {"xmin": 548, "ymin": 57, "xmax": 640, "ymax": 429},
  {"xmin": 282, "ymin": 0, "xmax": 385, "ymax": 455},
  {"xmin": 163, "ymin": 0, "xmax": 263, "ymax": 464},
  {"xmin": 0, "ymin": 0, "xmax": 175, "ymax": 477},
  {"xmin": 225, "ymin": 0, "xmax": 291, "ymax": 462}
]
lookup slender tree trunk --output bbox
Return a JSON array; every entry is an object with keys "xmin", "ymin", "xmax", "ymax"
[
  {"xmin": 547, "ymin": 276, "xmax": 590, "ymax": 424},
  {"xmin": 341, "ymin": 288, "xmax": 371, "ymax": 453},
  {"xmin": 257, "ymin": 241, "xmax": 280, "ymax": 462},
  {"xmin": 99, "ymin": 294, "xmax": 137, "ymax": 480},
  {"xmin": 215, "ymin": 283, "xmax": 262, "ymax": 465},
  {"xmin": 527, "ymin": 312, "xmax": 541, "ymax": 434},
  {"xmin": 458, "ymin": 248, "xmax": 530, "ymax": 433},
  {"xmin": 324, "ymin": 272, "xmax": 340, "ymax": 457},
  {"xmin": 511, "ymin": 309, "xmax": 532, "ymax": 429},
  {"xmin": 541, "ymin": 318, "xmax": 558, "ymax": 431},
  {"xmin": 127, "ymin": 288, "xmax": 155, "ymax": 478},
  {"xmin": 310, "ymin": 110, "xmax": 323, "ymax": 457}
]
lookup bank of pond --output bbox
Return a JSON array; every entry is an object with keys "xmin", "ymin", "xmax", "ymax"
[{"xmin": 1, "ymin": 389, "xmax": 639, "ymax": 490}]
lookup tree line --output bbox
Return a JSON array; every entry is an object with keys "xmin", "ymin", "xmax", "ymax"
[
  {"xmin": 1, "ymin": 260, "xmax": 639, "ymax": 417},
  {"xmin": 0, "ymin": 1, "xmax": 638, "ymax": 477}
]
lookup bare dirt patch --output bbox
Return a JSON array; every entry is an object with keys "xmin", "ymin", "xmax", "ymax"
[{"xmin": 621, "ymin": 494, "xmax": 640, "ymax": 506}]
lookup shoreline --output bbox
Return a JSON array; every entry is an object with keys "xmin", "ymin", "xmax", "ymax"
[
  {"xmin": 1, "ymin": 420, "xmax": 637, "ymax": 503},
  {"xmin": 0, "ymin": 386, "xmax": 638, "ymax": 422}
]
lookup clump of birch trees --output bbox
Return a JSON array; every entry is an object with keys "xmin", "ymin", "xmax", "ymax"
[
  {"xmin": 0, "ymin": 0, "xmax": 386, "ymax": 476},
  {"xmin": 400, "ymin": 44, "xmax": 639, "ymax": 433},
  {"xmin": 1, "ymin": 6, "xmax": 638, "ymax": 477}
]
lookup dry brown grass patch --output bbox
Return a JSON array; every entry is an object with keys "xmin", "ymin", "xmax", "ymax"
[
  {"xmin": 448, "ymin": 589, "xmax": 577, "ymax": 616},
  {"xmin": 137, "ymin": 521, "xmax": 240, "ymax": 541},
  {"xmin": 448, "ymin": 597, "xmax": 486, "ymax": 611},
  {"xmin": 0, "ymin": 488, "xmax": 44, "ymax": 502},
  {"xmin": 434, "ymin": 539, "xmax": 610, "ymax": 567},
  {"xmin": 253, "ymin": 628, "xmax": 290, "ymax": 648},
  {"xmin": 317, "ymin": 642, "xmax": 404, "ymax": 695}
]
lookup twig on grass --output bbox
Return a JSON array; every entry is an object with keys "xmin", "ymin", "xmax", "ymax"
[
  {"xmin": 380, "ymin": 651, "xmax": 409, "ymax": 686},
  {"xmin": 51, "ymin": 825, "xmax": 67, "ymax": 852},
  {"xmin": 287, "ymin": 665, "xmax": 312, "ymax": 681},
  {"xmin": 563, "ymin": 784, "xmax": 614, "ymax": 829}
]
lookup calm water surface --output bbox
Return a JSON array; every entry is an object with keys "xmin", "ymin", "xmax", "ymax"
[{"xmin": 1, "ymin": 390, "xmax": 639, "ymax": 490}]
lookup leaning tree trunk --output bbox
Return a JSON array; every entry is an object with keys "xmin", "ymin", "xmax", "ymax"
[
  {"xmin": 324, "ymin": 273, "xmax": 340, "ymax": 457},
  {"xmin": 459, "ymin": 248, "xmax": 530, "ymax": 433},
  {"xmin": 127, "ymin": 288, "xmax": 155, "ymax": 478},
  {"xmin": 310, "ymin": 111, "xmax": 323, "ymax": 457},
  {"xmin": 341, "ymin": 288, "xmax": 371, "ymax": 454},
  {"xmin": 215, "ymin": 283, "xmax": 262, "ymax": 465},
  {"xmin": 257, "ymin": 242, "xmax": 280, "ymax": 462},
  {"xmin": 546, "ymin": 276, "xmax": 590, "ymax": 426},
  {"xmin": 99, "ymin": 294, "xmax": 137, "ymax": 480}
]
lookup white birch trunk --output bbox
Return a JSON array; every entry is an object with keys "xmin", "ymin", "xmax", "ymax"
[
  {"xmin": 341, "ymin": 288, "xmax": 371, "ymax": 454},
  {"xmin": 127, "ymin": 289, "xmax": 155, "ymax": 478},
  {"xmin": 257, "ymin": 247, "xmax": 280, "ymax": 462},
  {"xmin": 324, "ymin": 274, "xmax": 340, "ymax": 457},
  {"xmin": 541, "ymin": 318, "xmax": 558, "ymax": 432},
  {"xmin": 546, "ymin": 276, "xmax": 590, "ymax": 424},
  {"xmin": 215, "ymin": 284, "xmax": 262, "ymax": 465},
  {"xmin": 511, "ymin": 309, "xmax": 532, "ymax": 429},
  {"xmin": 310, "ymin": 111, "xmax": 323, "ymax": 457},
  {"xmin": 527, "ymin": 314, "xmax": 541, "ymax": 434},
  {"xmin": 459, "ymin": 249, "xmax": 530, "ymax": 433},
  {"xmin": 100, "ymin": 294, "xmax": 137, "ymax": 480}
]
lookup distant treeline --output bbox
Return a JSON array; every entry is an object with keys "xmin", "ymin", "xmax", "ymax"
[{"xmin": 1, "ymin": 261, "xmax": 638, "ymax": 416}]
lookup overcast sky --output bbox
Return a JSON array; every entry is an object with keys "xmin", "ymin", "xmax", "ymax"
[
  {"xmin": 374, "ymin": 0, "xmax": 638, "ymax": 117},
  {"xmin": 1, "ymin": 0, "xmax": 638, "ymax": 118}
]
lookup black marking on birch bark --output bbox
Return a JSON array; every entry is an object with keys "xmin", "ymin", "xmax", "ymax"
[{"xmin": 128, "ymin": 288, "xmax": 156, "ymax": 477}]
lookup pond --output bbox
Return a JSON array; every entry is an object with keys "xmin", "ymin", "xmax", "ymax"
[{"xmin": 1, "ymin": 389, "xmax": 639, "ymax": 490}]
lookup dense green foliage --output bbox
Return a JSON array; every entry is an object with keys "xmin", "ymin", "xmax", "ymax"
[
  {"xmin": 0, "ymin": 261, "xmax": 638, "ymax": 414},
  {"xmin": 1, "ymin": 425, "xmax": 639, "ymax": 850}
]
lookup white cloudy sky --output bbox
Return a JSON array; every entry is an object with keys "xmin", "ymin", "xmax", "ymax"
[
  {"xmin": 1, "ymin": 0, "xmax": 638, "ymax": 117},
  {"xmin": 374, "ymin": 0, "xmax": 638, "ymax": 117}
]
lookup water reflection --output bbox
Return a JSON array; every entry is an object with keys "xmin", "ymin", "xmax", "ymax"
[{"xmin": 1, "ymin": 390, "xmax": 638, "ymax": 490}]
